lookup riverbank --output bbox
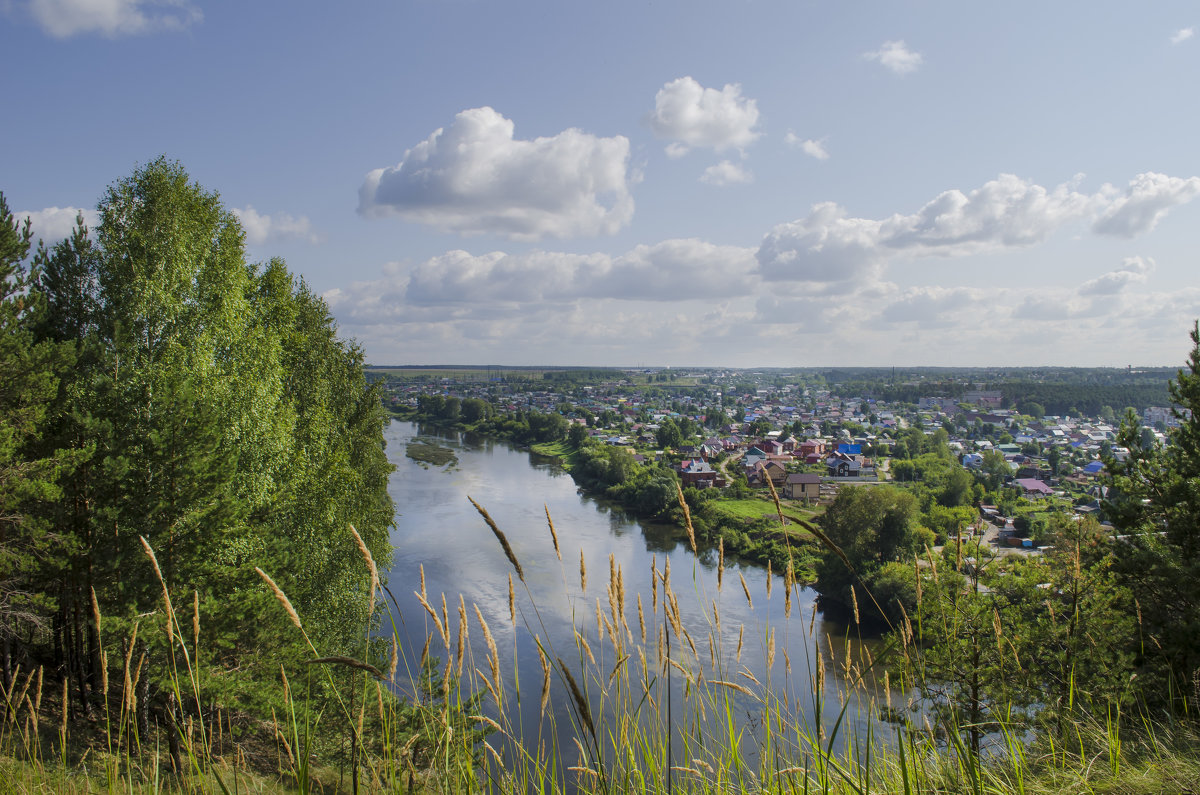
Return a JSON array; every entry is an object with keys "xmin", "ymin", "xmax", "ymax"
[{"xmin": 393, "ymin": 408, "xmax": 823, "ymax": 581}]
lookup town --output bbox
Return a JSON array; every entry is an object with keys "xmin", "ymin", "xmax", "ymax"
[{"xmin": 372, "ymin": 364, "xmax": 1182, "ymax": 560}]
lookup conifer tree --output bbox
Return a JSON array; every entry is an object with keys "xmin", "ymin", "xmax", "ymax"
[{"xmin": 1104, "ymin": 322, "xmax": 1200, "ymax": 711}]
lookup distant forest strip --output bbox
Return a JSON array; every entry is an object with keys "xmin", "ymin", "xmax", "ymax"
[{"xmin": 841, "ymin": 379, "xmax": 1172, "ymax": 414}]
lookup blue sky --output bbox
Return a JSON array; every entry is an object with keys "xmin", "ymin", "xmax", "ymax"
[{"xmin": 5, "ymin": 0, "xmax": 1199, "ymax": 367}]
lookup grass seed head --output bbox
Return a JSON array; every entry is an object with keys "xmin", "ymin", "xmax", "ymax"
[
  {"xmin": 469, "ymin": 496, "xmax": 524, "ymax": 581},
  {"xmin": 349, "ymin": 524, "xmax": 379, "ymax": 613},
  {"xmin": 545, "ymin": 504, "xmax": 562, "ymax": 560},
  {"xmin": 256, "ymin": 568, "xmax": 301, "ymax": 629}
]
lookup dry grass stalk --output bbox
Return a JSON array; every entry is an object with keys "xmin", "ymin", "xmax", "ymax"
[
  {"xmin": 637, "ymin": 594, "xmax": 646, "ymax": 643},
  {"xmin": 617, "ymin": 565, "xmax": 625, "ymax": 621},
  {"xmin": 469, "ymin": 496, "xmax": 524, "ymax": 581},
  {"xmin": 766, "ymin": 474, "xmax": 785, "ymax": 526},
  {"xmin": 140, "ymin": 536, "xmax": 176, "ymax": 643},
  {"xmin": 414, "ymin": 590, "xmax": 447, "ymax": 646},
  {"xmin": 740, "ymin": 571, "xmax": 753, "ymax": 608},
  {"xmin": 667, "ymin": 657, "xmax": 691, "ymax": 683},
  {"xmin": 419, "ymin": 633, "xmax": 432, "ymax": 672},
  {"xmin": 470, "ymin": 713, "xmax": 504, "ymax": 735},
  {"xmin": 476, "ymin": 667, "xmax": 499, "ymax": 708},
  {"xmin": 580, "ymin": 549, "xmax": 587, "ymax": 593},
  {"xmin": 440, "ymin": 592, "xmax": 451, "ymax": 650},
  {"xmin": 255, "ymin": 568, "xmax": 301, "ymax": 629},
  {"xmin": 717, "ymin": 539, "xmax": 724, "ymax": 590},
  {"xmin": 456, "ymin": 596, "xmax": 468, "ymax": 680},
  {"xmin": 676, "ymin": 482, "xmax": 697, "ymax": 554},
  {"xmin": 508, "ymin": 573, "xmax": 516, "ymax": 624},
  {"xmin": 192, "ymin": 589, "xmax": 200, "ymax": 654},
  {"xmin": 736, "ymin": 624, "xmax": 744, "ymax": 663},
  {"xmin": 667, "ymin": 590, "xmax": 683, "ymax": 638},
  {"xmin": 767, "ymin": 629, "xmax": 776, "ymax": 670},
  {"xmin": 34, "ymin": 665, "xmax": 44, "ymax": 715},
  {"xmin": 651, "ymin": 554, "xmax": 658, "ymax": 612},
  {"xmin": 607, "ymin": 655, "xmax": 629, "ymax": 685},
  {"xmin": 575, "ymin": 630, "xmax": 597, "ymax": 667},
  {"xmin": 537, "ymin": 640, "xmax": 552, "ymax": 719},
  {"xmin": 851, "ymin": 585, "xmax": 860, "ymax": 626},
  {"xmin": 420, "ymin": 564, "xmax": 426, "ymax": 600},
  {"xmin": 389, "ymin": 635, "xmax": 399, "ymax": 683},
  {"xmin": 784, "ymin": 564, "xmax": 793, "ymax": 618},
  {"xmin": 349, "ymin": 524, "xmax": 379, "ymax": 612},
  {"xmin": 545, "ymin": 504, "xmax": 562, "ymax": 560},
  {"xmin": 710, "ymin": 679, "xmax": 754, "ymax": 697},
  {"xmin": 473, "ymin": 603, "xmax": 502, "ymax": 699},
  {"xmin": 557, "ymin": 658, "xmax": 596, "ymax": 742},
  {"xmin": 914, "ymin": 558, "xmax": 923, "ymax": 606},
  {"xmin": 59, "ymin": 676, "xmax": 67, "ymax": 747},
  {"xmin": 681, "ymin": 625, "xmax": 698, "ymax": 658},
  {"xmin": 603, "ymin": 613, "xmax": 618, "ymax": 652}
]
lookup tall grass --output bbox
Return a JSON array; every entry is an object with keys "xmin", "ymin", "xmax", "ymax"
[{"xmin": 2, "ymin": 509, "xmax": 1198, "ymax": 794}]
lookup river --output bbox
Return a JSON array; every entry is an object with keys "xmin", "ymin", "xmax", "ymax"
[{"xmin": 383, "ymin": 420, "xmax": 895, "ymax": 778}]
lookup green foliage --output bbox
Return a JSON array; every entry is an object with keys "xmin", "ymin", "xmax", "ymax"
[
  {"xmin": 1104, "ymin": 322, "xmax": 1200, "ymax": 712},
  {"xmin": 0, "ymin": 193, "xmax": 80, "ymax": 648},
  {"xmin": 5, "ymin": 160, "xmax": 393, "ymax": 731},
  {"xmin": 815, "ymin": 484, "xmax": 919, "ymax": 621}
]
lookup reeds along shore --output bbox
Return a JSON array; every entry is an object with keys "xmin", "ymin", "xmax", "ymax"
[{"xmin": 1, "ymin": 509, "xmax": 1198, "ymax": 795}]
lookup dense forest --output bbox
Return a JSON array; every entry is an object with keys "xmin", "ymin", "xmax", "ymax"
[{"xmin": 0, "ymin": 159, "xmax": 393, "ymax": 747}]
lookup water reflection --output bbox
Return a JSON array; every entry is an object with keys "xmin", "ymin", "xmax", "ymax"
[{"xmin": 384, "ymin": 420, "xmax": 898, "ymax": 778}]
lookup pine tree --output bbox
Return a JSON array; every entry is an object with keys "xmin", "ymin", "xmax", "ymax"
[
  {"xmin": 0, "ymin": 194, "xmax": 77, "ymax": 687},
  {"xmin": 1104, "ymin": 321, "xmax": 1200, "ymax": 711}
]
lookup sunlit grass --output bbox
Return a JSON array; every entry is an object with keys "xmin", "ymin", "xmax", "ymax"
[{"xmin": 2, "ymin": 506, "xmax": 1198, "ymax": 794}]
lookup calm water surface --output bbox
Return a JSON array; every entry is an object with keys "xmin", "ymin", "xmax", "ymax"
[{"xmin": 383, "ymin": 421, "xmax": 893, "ymax": 770}]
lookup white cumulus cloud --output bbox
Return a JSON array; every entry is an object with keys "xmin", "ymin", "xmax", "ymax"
[
  {"xmin": 880, "ymin": 173, "xmax": 1096, "ymax": 253},
  {"xmin": 17, "ymin": 206, "xmax": 98, "ymax": 246},
  {"xmin": 1092, "ymin": 172, "xmax": 1200, "ymax": 237},
  {"xmin": 648, "ymin": 77, "xmax": 762, "ymax": 155},
  {"xmin": 757, "ymin": 172, "xmax": 1200, "ymax": 287},
  {"xmin": 756, "ymin": 202, "xmax": 887, "ymax": 290},
  {"xmin": 700, "ymin": 160, "xmax": 753, "ymax": 186},
  {"xmin": 232, "ymin": 206, "xmax": 319, "ymax": 246},
  {"xmin": 864, "ymin": 40, "xmax": 924, "ymax": 75},
  {"xmin": 27, "ymin": 0, "xmax": 201, "ymax": 38},
  {"xmin": 1171, "ymin": 27, "xmax": 1194, "ymax": 45},
  {"xmin": 359, "ymin": 107, "xmax": 634, "ymax": 241},
  {"xmin": 785, "ymin": 132, "xmax": 830, "ymax": 160},
  {"xmin": 326, "ymin": 238, "xmax": 758, "ymax": 324},
  {"xmin": 1079, "ymin": 256, "xmax": 1155, "ymax": 296}
]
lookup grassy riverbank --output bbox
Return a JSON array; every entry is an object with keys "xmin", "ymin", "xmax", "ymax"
[{"xmin": 3, "ymin": 498, "xmax": 1197, "ymax": 794}]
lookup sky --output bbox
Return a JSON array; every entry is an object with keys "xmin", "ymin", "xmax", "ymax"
[{"xmin": 4, "ymin": 0, "xmax": 1200, "ymax": 368}]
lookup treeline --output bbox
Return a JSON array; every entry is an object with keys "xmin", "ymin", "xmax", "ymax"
[
  {"xmin": 998, "ymin": 382, "xmax": 1170, "ymax": 417},
  {"xmin": 0, "ymin": 161, "xmax": 391, "ymax": 737},
  {"xmin": 541, "ymin": 368, "xmax": 624, "ymax": 383}
]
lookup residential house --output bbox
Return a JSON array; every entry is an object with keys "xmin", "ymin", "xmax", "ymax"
[{"xmin": 785, "ymin": 472, "xmax": 821, "ymax": 502}]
